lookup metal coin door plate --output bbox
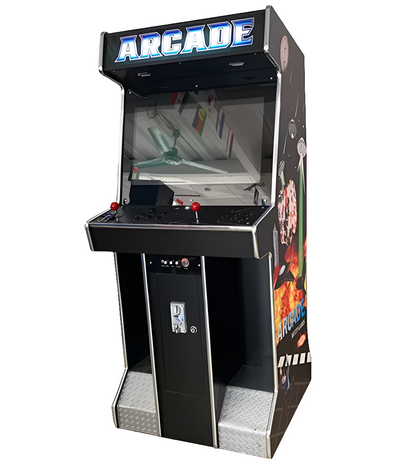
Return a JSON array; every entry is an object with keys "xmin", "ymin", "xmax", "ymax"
[{"xmin": 170, "ymin": 301, "xmax": 187, "ymax": 333}]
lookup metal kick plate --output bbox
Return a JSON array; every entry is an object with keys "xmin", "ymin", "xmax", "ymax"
[{"xmin": 170, "ymin": 301, "xmax": 187, "ymax": 333}]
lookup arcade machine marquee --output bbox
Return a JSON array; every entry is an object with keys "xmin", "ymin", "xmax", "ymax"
[{"xmin": 85, "ymin": 6, "xmax": 311, "ymax": 459}]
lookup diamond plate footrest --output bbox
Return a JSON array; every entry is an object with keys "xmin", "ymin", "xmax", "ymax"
[
  {"xmin": 218, "ymin": 386, "xmax": 274, "ymax": 458},
  {"xmin": 116, "ymin": 369, "xmax": 160, "ymax": 436}
]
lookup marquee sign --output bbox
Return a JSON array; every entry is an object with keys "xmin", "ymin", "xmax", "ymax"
[
  {"xmin": 102, "ymin": 10, "xmax": 265, "ymax": 70},
  {"xmin": 115, "ymin": 18, "xmax": 254, "ymax": 62}
]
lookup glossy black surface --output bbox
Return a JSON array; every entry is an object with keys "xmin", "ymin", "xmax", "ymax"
[
  {"xmin": 120, "ymin": 83, "xmax": 275, "ymax": 208},
  {"xmin": 147, "ymin": 254, "xmax": 201, "ymax": 274},
  {"xmin": 115, "ymin": 253, "xmax": 149, "ymax": 370},
  {"xmin": 89, "ymin": 224, "xmax": 254, "ymax": 257},
  {"xmin": 87, "ymin": 204, "xmax": 276, "ymax": 258},
  {"xmin": 91, "ymin": 204, "xmax": 267, "ymax": 227},
  {"xmin": 204, "ymin": 255, "xmax": 275, "ymax": 420},
  {"xmin": 146, "ymin": 259, "xmax": 213, "ymax": 446}
]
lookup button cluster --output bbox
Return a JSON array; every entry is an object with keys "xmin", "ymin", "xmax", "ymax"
[
  {"xmin": 160, "ymin": 258, "xmax": 190, "ymax": 269},
  {"xmin": 216, "ymin": 209, "xmax": 254, "ymax": 224},
  {"xmin": 134, "ymin": 208, "xmax": 167, "ymax": 221},
  {"xmin": 161, "ymin": 259, "xmax": 181, "ymax": 267}
]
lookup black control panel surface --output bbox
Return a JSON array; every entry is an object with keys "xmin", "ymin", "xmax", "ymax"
[
  {"xmin": 91, "ymin": 204, "xmax": 268, "ymax": 227},
  {"xmin": 87, "ymin": 204, "xmax": 275, "ymax": 258}
]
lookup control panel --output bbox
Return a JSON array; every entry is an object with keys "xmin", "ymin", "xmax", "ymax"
[
  {"xmin": 91, "ymin": 204, "xmax": 267, "ymax": 227},
  {"xmin": 160, "ymin": 258, "xmax": 191, "ymax": 268},
  {"xmin": 147, "ymin": 254, "xmax": 201, "ymax": 275}
]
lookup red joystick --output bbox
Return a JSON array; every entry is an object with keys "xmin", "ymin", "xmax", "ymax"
[
  {"xmin": 191, "ymin": 202, "xmax": 200, "ymax": 222},
  {"xmin": 110, "ymin": 202, "xmax": 119, "ymax": 212},
  {"xmin": 191, "ymin": 202, "xmax": 200, "ymax": 212}
]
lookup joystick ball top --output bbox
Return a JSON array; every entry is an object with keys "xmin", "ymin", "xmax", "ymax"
[
  {"xmin": 110, "ymin": 202, "xmax": 119, "ymax": 211},
  {"xmin": 191, "ymin": 202, "xmax": 201, "ymax": 212}
]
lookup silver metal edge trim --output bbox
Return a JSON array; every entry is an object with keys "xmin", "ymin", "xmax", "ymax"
[
  {"xmin": 85, "ymin": 222, "xmax": 94, "ymax": 251},
  {"xmin": 265, "ymin": 50, "xmax": 279, "ymax": 68},
  {"xmin": 141, "ymin": 254, "xmax": 162, "ymax": 436},
  {"xmin": 271, "ymin": 72, "xmax": 282, "ymax": 204},
  {"xmin": 98, "ymin": 32, "xmax": 123, "ymax": 91},
  {"xmin": 111, "ymin": 252, "xmax": 129, "ymax": 427},
  {"xmin": 86, "ymin": 208, "xmax": 111, "ymax": 224},
  {"xmin": 116, "ymin": 89, "xmax": 125, "ymax": 204},
  {"xmin": 252, "ymin": 204, "xmax": 275, "ymax": 231},
  {"xmin": 200, "ymin": 256, "xmax": 218, "ymax": 448},
  {"xmin": 99, "ymin": 70, "xmax": 124, "ymax": 89},
  {"xmin": 251, "ymin": 203, "xmax": 275, "ymax": 259},
  {"xmin": 263, "ymin": 6, "xmax": 271, "ymax": 53},
  {"xmin": 114, "ymin": 253, "xmax": 129, "ymax": 368},
  {"xmin": 252, "ymin": 229, "xmax": 260, "ymax": 259},
  {"xmin": 99, "ymin": 68, "xmax": 124, "ymax": 88},
  {"xmin": 266, "ymin": 252, "xmax": 279, "ymax": 458},
  {"xmin": 266, "ymin": 391, "xmax": 278, "ymax": 459},
  {"xmin": 85, "ymin": 208, "xmax": 112, "ymax": 251},
  {"xmin": 251, "ymin": 73, "xmax": 282, "ymax": 258},
  {"xmin": 263, "ymin": 7, "xmax": 280, "ymax": 69},
  {"xmin": 111, "ymin": 368, "xmax": 128, "ymax": 428},
  {"xmin": 90, "ymin": 222, "xmax": 253, "ymax": 232},
  {"xmin": 98, "ymin": 32, "xmax": 106, "ymax": 73},
  {"xmin": 267, "ymin": 253, "xmax": 278, "ymax": 391},
  {"xmin": 97, "ymin": 31, "xmax": 125, "ymax": 204}
]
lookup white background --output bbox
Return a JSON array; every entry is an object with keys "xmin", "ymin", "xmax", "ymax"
[{"xmin": 1, "ymin": 1, "xmax": 415, "ymax": 465}]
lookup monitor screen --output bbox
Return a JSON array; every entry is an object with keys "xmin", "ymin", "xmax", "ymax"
[{"xmin": 121, "ymin": 82, "xmax": 276, "ymax": 206}]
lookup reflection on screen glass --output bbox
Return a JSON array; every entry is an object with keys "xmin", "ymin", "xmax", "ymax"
[{"xmin": 122, "ymin": 83, "xmax": 276, "ymax": 206}]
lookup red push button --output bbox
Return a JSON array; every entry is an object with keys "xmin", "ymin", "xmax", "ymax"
[{"xmin": 181, "ymin": 258, "xmax": 190, "ymax": 268}]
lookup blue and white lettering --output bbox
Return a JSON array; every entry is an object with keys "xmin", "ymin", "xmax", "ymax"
[
  {"xmin": 181, "ymin": 25, "xmax": 207, "ymax": 54},
  {"xmin": 114, "ymin": 18, "xmax": 255, "ymax": 63},
  {"xmin": 232, "ymin": 18, "xmax": 254, "ymax": 47},
  {"xmin": 288, "ymin": 311, "xmax": 293, "ymax": 331},
  {"xmin": 162, "ymin": 29, "xmax": 182, "ymax": 55},
  {"xmin": 208, "ymin": 22, "xmax": 232, "ymax": 49},
  {"xmin": 115, "ymin": 35, "xmax": 140, "ymax": 62},
  {"xmin": 140, "ymin": 32, "xmax": 162, "ymax": 58},
  {"xmin": 300, "ymin": 298, "xmax": 305, "ymax": 318}
]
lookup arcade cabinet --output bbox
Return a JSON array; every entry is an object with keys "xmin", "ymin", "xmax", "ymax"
[{"xmin": 85, "ymin": 6, "xmax": 311, "ymax": 458}]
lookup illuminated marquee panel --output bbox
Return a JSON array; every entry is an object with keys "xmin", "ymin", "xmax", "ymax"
[
  {"xmin": 115, "ymin": 19, "xmax": 254, "ymax": 62},
  {"xmin": 102, "ymin": 10, "xmax": 266, "ymax": 70}
]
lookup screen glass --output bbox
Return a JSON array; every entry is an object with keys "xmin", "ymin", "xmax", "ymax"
[{"xmin": 121, "ymin": 82, "xmax": 276, "ymax": 206}]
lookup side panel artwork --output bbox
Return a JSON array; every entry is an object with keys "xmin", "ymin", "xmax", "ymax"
[{"xmin": 269, "ymin": 13, "xmax": 311, "ymax": 454}]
